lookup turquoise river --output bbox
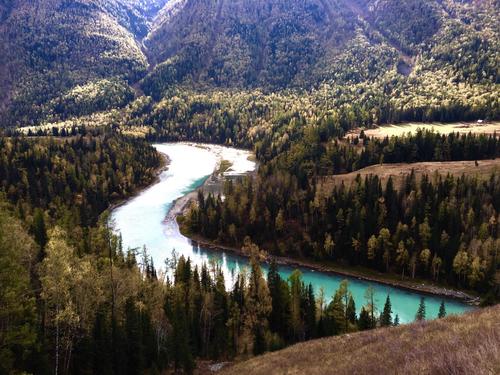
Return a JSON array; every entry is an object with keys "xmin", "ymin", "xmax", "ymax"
[{"xmin": 111, "ymin": 143, "xmax": 473, "ymax": 324}]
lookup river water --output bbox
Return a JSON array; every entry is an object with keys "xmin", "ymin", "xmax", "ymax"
[{"xmin": 111, "ymin": 143, "xmax": 472, "ymax": 323}]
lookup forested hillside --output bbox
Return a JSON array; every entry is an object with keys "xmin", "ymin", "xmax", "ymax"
[
  {"xmin": 0, "ymin": 130, "xmax": 457, "ymax": 374},
  {"xmin": 183, "ymin": 131, "xmax": 500, "ymax": 295},
  {"xmin": 143, "ymin": 0, "xmax": 498, "ymax": 90},
  {"xmin": 0, "ymin": 0, "xmax": 498, "ymax": 127},
  {"xmin": 0, "ymin": 0, "xmax": 151, "ymax": 126}
]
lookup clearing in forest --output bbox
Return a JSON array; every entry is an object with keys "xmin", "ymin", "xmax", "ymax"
[
  {"xmin": 318, "ymin": 159, "xmax": 500, "ymax": 192},
  {"xmin": 349, "ymin": 122, "xmax": 500, "ymax": 139}
]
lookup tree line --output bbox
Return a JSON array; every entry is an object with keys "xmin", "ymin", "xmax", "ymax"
[{"xmin": 0, "ymin": 130, "xmax": 160, "ymax": 227}]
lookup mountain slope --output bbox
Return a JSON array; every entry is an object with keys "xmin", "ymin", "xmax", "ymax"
[
  {"xmin": 0, "ymin": 0, "xmax": 154, "ymax": 126},
  {"xmin": 142, "ymin": 0, "xmax": 498, "ymax": 94},
  {"xmin": 222, "ymin": 305, "xmax": 500, "ymax": 375},
  {"xmin": 142, "ymin": 0, "xmax": 388, "ymax": 92},
  {"xmin": 0, "ymin": 0, "xmax": 498, "ymax": 126}
]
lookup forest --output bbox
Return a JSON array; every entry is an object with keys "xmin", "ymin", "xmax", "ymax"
[{"xmin": 0, "ymin": 132, "xmax": 419, "ymax": 374}]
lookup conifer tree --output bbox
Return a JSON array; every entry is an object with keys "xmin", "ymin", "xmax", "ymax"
[
  {"xmin": 415, "ymin": 297, "xmax": 426, "ymax": 321},
  {"xmin": 438, "ymin": 301, "xmax": 446, "ymax": 319},
  {"xmin": 268, "ymin": 260, "xmax": 288, "ymax": 338},
  {"xmin": 346, "ymin": 296, "xmax": 357, "ymax": 325},
  {"xmin": 169, "ymin": 286, "xmax": 194, "ymax": 374},
  {"xmin": 305, "ymin": 284, "xmax": 317, "ymax": 339},
  {"xmin": 380, "ymin": 295, "xmax": 393, "ymax": 326},
  {"xmin": 125, "ymin": 298, "xmax": 144, "ymax": 374},
  {"xmin": 394, "ymin": 314, "xmax": 400, "ymax": 326},
  {"xmin": 244, "ymin": 244, "xmax": 272, "ymax": 355},
  {"xmin": 32, "ymin": 208, "xmax": 48, "ymax": 253},
  {"xmin": 358, "ymin": 307, "xmax": 371, "ymax": 330}
]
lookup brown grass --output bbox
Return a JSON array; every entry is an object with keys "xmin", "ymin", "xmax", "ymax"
[
  {"xmin": 318, "ymin": 159, "xmax": 500, "ymax": 192},
  {"xmin": 348, "ymin": 121, "xmax": 500, "ymax": 139},
  {"xmin": 221, "ymin": 305, "xmax": 500, "ymax": 375}
]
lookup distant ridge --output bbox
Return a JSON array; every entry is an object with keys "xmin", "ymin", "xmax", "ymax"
[{"xmin": 0, "ymin": 0, "xmax": 498, "ymax": 126}]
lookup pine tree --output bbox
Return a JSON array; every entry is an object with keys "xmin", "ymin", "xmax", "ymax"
[
  {"xmin": 125, "ymin": 298, "xmax": 144, "ymax": 375},
  {"xmin": 305, "ymin": 284, "xmax": 317, "ymax": 339},
  {"xmin": 415, "ymin": 297, "xmax": 426, "ymax": 321},
  {"xmin": 92, "ymin": 311, "xmax": 113, "ymax": 375},
  {"xmin": 393, "ymin": 314, "xmax": 400, "ymax": 326},
  {"xmin": 169, "ymin": 286, "xmax": 194, "ymax": 374},
  {"xmin": 267, "ymin": 260, "xmax": 287, "ymax": 337},
  {"xmin": 438, "ymin": 301, "xmax": 446, "ymax": 318},
  {"xmin": 380, "ymin": 295, "xmax": 393, "ymax": 326},
  {"xmin": 211, "ymin": 270, "xmax": 229, "ymax": 358},
  {"xmin": 32, "ymin": 208, "xmax": 48, "ymax": 253},
  {"xmin": 346, "ymin": 296, "xmax": 357, "ymax": 324},
  {"xmin": 327, "ymin": 289, "xmax": 345, "ymax": 335},
  {"xmin": 245, "ymin": 247, "xmax": 272, "ymax": 355}
]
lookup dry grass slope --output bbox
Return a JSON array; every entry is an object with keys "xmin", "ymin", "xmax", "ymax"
[
  {"xmin": 318, "ymin": 159, "xmax": 500, "ymax": 191},
  {"xmin": 222, "ymin": 305, "xmax": 500, "ymax": 375}
]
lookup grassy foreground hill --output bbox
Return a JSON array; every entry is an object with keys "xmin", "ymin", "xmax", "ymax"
[{"xmin": 222, "ymin": 304, "xmax": 500, "ymax": 375}]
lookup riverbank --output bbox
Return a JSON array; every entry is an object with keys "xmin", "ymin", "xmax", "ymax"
[
  {"xmin": 166, "ymin": 148, "xmax": 258, "ymax": 222},
  {"xmin": 183, "ymin": 231, "xmax": 479, "ymax": 305},
  {"xmin": 165, "ymin": 160, "xmax": 226, "ymax": 223},
  {"xmin": 107, "ymin": 149, "xmax": 171, "ymax": 213},
  {"xmin": 175, "ymin": 174, "xmax": 478, "ymax": 306},
  {"xmin": 163, "ymin": 146, "xmax": 480, "ymax": 305}
]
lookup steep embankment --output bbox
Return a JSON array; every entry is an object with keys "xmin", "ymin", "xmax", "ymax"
[{"xmin": 222, "ymin": 305, "xmax": 500, "ymax": 375}]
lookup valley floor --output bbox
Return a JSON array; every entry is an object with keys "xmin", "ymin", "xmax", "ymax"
[
  {"xmin": 318, "ymin": 159, "xmax": 500, "ymax": 191},
  {"xmin": 348, "ymin": 121, "xmax": 500, "ymax": 139}
]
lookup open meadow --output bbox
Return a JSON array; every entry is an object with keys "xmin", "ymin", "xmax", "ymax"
[
  {"xmin": 318, "ymin": 159, "xmax": 500, "ymax": 191},
  {"xmin": 349, "ymin": 121, "xmax": 500, "ymax": 139}
]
